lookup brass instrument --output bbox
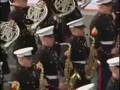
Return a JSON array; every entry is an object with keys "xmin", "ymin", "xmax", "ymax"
[
  {"xmin": 11, "ymin": 81, "xmax": 20, "ymax": 90},
  {"xmin": 36, "ymin": 61, "xmax": 48, "ymax": 90},
  {"xmin": 85, "ymin": 36, "xmax": 100, "ymax": 79},
  {"xmin": 54, "ymin": 0, "xmax": 76, "ymax": 17},
  {"xmin": 69, "ymin": 70, "xmax": 81, "ymax": 90},
  {"xmin": 0, "ymin": 21, "xmax": 20, "ymax": 48},
  {"xmin": 60, "ymin": 43, "xmax": 73, "ymax": 90},
  {"xmin": 26, "ymin": 0, "xmax": 48, "ymax": 30}
]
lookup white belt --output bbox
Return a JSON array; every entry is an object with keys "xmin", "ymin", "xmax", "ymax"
[
  {"xmin": 73, "ymin": 61, "xmax": 86, "ymax": 64},
  {"xmin": 100, "ymin": 41, "xmax": 115, "ymax": 45},
  {"xmin": 0, "ymin": 0, "xmax": 9, "ymax": 3},
  {"xmin": 46, "ymin": 75, "xmax": 58, "ymax": 80}
]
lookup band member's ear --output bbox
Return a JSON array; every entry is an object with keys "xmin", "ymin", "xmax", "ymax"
[{"xmin": 8, "ymin": 19, "xmax": 16, "ymax": 26}]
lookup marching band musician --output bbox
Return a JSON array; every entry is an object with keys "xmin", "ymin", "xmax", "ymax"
[
  {"xmin": 35, "ymin": 25, "xmax": 68, "ymax": 89},
  {"xmin": 12, "ymin": 47, "xmax": 40, "ymax": 90},
  {"xmin": 90, "ymin": 0, "xmax": 118, "ymax": 90},
  {"xmin": 67, "ymin": 17, "xmax": 90, "ymax": 88},
  {"xmin": 9, "ymin": 0, "xmax": 38, "ymax": 56}
]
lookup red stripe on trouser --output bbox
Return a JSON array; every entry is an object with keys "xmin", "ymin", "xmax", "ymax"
[{"xmin": 99, "ymin": 64, "xmax": 103, "ymax": 90}]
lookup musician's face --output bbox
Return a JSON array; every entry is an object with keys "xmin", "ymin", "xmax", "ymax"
[
  {"xmin": 40, "ymin": 36, "xmax": 55, "ymax": 47},
  {"xmin": 70, "ymin": 27, "xmax": 85, "ymax": 37},
  {"xmin": 98, "ymin": 5, "xmax": 113, "ymax": 14},
  {"xmin": 18, "ymin": 56, "xmax": 33, "ymax": 67},
  {"xmin": 110, "ymin": 66, "xmax": 120, "ymax": 80}
]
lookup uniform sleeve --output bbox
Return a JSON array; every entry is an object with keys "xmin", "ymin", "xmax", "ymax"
[
  {"xmin": 106, "ymin": 78, "xmax": 114, "ymax": 90},
  {"xmin": 33, "ymin": 48, "xmax": 45, "ymax": 63},
  {"xmin": 89, "ymin": 14, "xmax": 102, "ymax": 48},
  {"xmin": 0, "ymin": 47, "xmax": 10, "ymax": 74}
]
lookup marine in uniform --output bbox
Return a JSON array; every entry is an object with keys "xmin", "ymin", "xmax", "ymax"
[
  {"xmin": 67, "ymin": 18, "xmax": 90, "ymax": 88},
  {"xmin": 106, "ymin": 57, "xmax": 120, "ymax": 90},
  {"xmin": 9, "ymin": 0, "xmax": 37, "ymax": 55},
  {"xmin": 12, "ymin": 47, "xmax": 40, "ymax": 90},
  {"xmin": 35, "ymin": 25, "xmax": 67, "ymax": 89},
  {"xmin": 90, "ymin": 0, "xmax": 118, "ymax": 90}
]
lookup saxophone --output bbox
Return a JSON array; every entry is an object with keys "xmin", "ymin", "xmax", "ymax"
[
  {"xmin": 11, "ymin": 81, "xmax": 20, "ymax": 90},
  {"xmin": 60, "ymin": 43, "xmax": 73, "ymax": 90},
  {"xmin": 85, "ymin": 36, "xmax": 100, "ymax": 79},
  {"xmin": 36, "ymin": 61, "xmax": 48, "ymax": 90}
]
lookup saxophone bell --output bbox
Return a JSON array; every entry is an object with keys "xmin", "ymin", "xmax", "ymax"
[{"xmin": 11, "ymin": 81, "xmax": 20, "ymax": 90}]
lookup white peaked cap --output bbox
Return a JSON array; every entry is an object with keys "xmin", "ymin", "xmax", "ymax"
[
  {"xmin": 96, "ymin": 0, "xmax": 112, "ymax": 5},
  {"xmin": 76, "ymin": 83, "xmax": 95, "ymax": 90},
  {"xmin": 14, "ymin": 47, "xmax": 33, "ymax": 57},
  {"xmin": 36, "ymin": 25, "xmax": 54, "ymax": 37},
  {"xmin": 107, "ymin": 57, "xmax": 119, "ymax": 67},
  {"xmin": 67, "ymin": 18, "xmax": 85, "ymax": 28}
]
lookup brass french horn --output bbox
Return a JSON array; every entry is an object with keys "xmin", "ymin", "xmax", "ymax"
[
  {"xmin": 0, "ymin": 21, "xmax": 20, "ymax": 48},
  {"xmin": 26, "ymin": 0, "xmax": 48, "ymax": 30},
  {"xmin": 54, "ymin": 0, "xmax": 76, "ymax": 17}
]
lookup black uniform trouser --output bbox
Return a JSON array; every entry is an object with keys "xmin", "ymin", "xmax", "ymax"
[
  {"xmin": 0, "ymin": 1, "xmax": 10, "ymax": 21},
  {"xmin": 73, "ymin": 63, "xmax": 90, "ymax": 88},
  {"xmin": 46, "ymin": 78, "xmax": 59, "ymax": 90},
  {"xmin": 97, "ymin": 44, "xmax": 114, "ymax": 90}
]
